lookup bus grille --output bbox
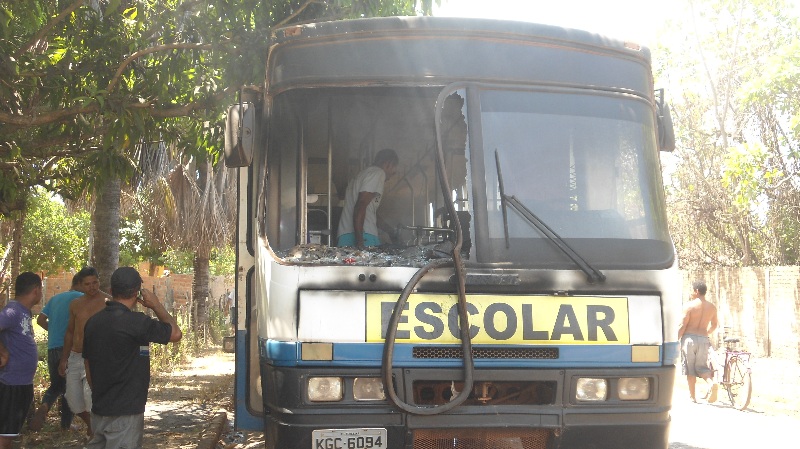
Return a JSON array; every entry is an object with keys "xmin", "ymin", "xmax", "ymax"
[
  {"xmin": 413, "ymin": 428, "xmax": 550, "ymax": 449},
  {"xmin": 413, "ymin": 380, "xmax": 556, "ymax": 406},
  {"xmin": 413, "ymin": 346, "xmax": 559, "ymax": 360}
]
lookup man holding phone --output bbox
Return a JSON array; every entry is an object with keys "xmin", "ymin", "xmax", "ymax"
[{"xmin": 82, "ymin": 267, "xmax": 182, "ymax": 448}]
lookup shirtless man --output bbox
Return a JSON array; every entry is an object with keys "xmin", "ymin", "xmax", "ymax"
[
  {"xmin": 58, "ymin": 267, "xmax": 109, "ymax": 436},
  {"xmin": 678, "ymin": 280, "xmax": 719, "ymax": 403}
]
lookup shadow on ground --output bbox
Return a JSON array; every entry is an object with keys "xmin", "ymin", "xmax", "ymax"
[{"xmin": 18, "ymin": 349, "xmax": 240, "ymax": 449}]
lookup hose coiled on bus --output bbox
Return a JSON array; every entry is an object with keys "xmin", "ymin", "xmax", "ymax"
[{"xmin": 380, "ymin": 89, "xmax": 474, "ymax": 415}]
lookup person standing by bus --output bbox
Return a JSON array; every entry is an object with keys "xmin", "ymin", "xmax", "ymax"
[
  {"xmin": 336, "ymin": 148, "xmax": 398, "ymax": 249},
  {"xmin": 59, "ymin": 267, "xmax": 109, "ymax": 437},
  {"xmin": 678, "ymin": 280, "xmax": 719, "ymax": 403},
  {"xmin": 0, "ymin": 272, "xmax": 42, "ymax": 449},
  {"xmin": 82, "ymin": 267, "xmax": 182, "ymax": 448},
  {"xmin": 30, "ymin": 273, "xmax": 84, "ymax": 431}
]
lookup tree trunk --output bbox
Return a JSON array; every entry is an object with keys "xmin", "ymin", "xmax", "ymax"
[
  {"xmin": 8, "ymin": 205, "xmax": 27, "ymax": 303},
  {"xmin": 1, "ymin": 207, "xmax": 26, "ymax": 305},
  {"xmin": 93, "ymin": 176, "xmax": 121, "ymax": 291},
  {"xmin": 192, "ymin": 246, "xmax": 211, "ymax": 338}
]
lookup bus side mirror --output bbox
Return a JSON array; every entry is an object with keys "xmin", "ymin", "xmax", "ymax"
[
  {"xmin": 225, "ymin": 102, "xmax": 256, "ymax": 167},
  {"xmin": 655, "ymin": 89, "xmax": 675, "ymax": 152}
]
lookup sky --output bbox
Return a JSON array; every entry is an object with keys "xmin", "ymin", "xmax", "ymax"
[{"xmin": 433, "ymin": 0, "xmax": 679, "ymax": 49}]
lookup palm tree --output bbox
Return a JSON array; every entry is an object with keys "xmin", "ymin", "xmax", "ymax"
[
  {"xmin": 92, "ymin": 177, "xmax": 122, "ymax": 289},
  {"xmin": 137, "ymin": 142, "xmax": 235, "ymax": 334}
]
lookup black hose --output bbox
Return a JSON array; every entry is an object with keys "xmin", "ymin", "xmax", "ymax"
[
  {"xmin": 380, "ymin": 89, "xmax": 474, "ymax": 415},
  {"xmin": 380, "ymin": 256, "xmax": 474, "ymax": 414}
]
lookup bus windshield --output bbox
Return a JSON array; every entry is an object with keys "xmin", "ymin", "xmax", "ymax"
[
  {"xmin": 263, "ymin": 86, "xmax": 673, "ymax": 270},
  {"xmin": 471, "ymin": 88, "xmax": 673, "ymax": 268}
]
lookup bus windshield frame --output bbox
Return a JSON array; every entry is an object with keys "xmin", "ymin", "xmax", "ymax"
[
  {"xmin": 263, "ymin": 84, "xmax": 673, "ymax": 270},
  {"xmin": 459, "ymin": 84, "xmax": 673, "ymax": 269}
]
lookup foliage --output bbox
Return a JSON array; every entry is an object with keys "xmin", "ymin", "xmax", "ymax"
[
  {"xmin": 150, "ymin": 312, "xmax": 192, "ymax": 373},
  {"xmin": 1, "ymin": 0, "xmax": 425, "ymax": 307},
  {"xmin": 32, "ymin": 329, "xmax": 49, "ymax": 394},
  {"xmin": 20, "ymin": 188, "xmax": 90, "ymax": 274},
  {"xmin": 657, "ymin": 0, "xmax": 800, "ymax": 269},
  {"xmin": 162, "ymin": 248, "xmax": 194, "ymax": 275},
  {"xmin": 0, "ymin": 0, "xmax": 436, "ymax": 211},
  {"xmin": 149, "ymin": 303, "xmax": 230, "ymax": 372},
  {"xmin": 118, "ymin": 216, "xmax": 146, "ymax": 268},
  {"xmin": 119, "ymin": 214, "xmax": 167, "ymax": 269},
  {"xmin": 209, "ymin": 245, "xmax": 235, "ymax": 277},
  {"xmin": 161, "ymin": 245, "xmax": 235, "ymax": 276}
]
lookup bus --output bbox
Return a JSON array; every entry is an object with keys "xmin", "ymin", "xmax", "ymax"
[{"xmin": 225, "ymin": 16, "xmax": 680, "ymax": 449}]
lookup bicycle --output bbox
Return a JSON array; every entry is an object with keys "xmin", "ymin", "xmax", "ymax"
[{"xmin": 716, "ymin": 336, "xmax": 753, "ymax": 410}]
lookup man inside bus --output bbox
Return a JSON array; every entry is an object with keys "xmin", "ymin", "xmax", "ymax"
[
  {"xmin": 678, "ymin": 280, "xmax": 719, "ymax": 403},
  {"xmin": 336, "ymin": 148, "xmax": 398, "ymax": 249}
]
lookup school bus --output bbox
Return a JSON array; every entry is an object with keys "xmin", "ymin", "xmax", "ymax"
[{"xmin": 225, "ymin": 16, "xmax": 679, "ymax": 449}]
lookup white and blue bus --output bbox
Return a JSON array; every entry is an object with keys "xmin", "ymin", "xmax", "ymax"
[{"xmin": 225, "ymin": 17, "xmax": 680, "ymax": 449}]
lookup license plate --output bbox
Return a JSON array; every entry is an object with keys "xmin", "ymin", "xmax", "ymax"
[{"xmin": 312, "ymin": 428, "xmax": 387, "ymax": 449}]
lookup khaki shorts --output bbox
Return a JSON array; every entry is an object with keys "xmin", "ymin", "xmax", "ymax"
[
  {"xmin": 681, "ymin": 334, "xmax": 713, "ymax": 377},
  {"xmin": 87, "ymin": 413, "xmax": 144, "ymax": 449},
  {"xmin": 65, "ymin": 351, "xmax": 92, "ymax": 414}
]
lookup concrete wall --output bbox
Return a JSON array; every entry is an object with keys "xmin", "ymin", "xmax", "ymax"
[{"xmin": 683, "ymin": 267, "xmax": 800, "ymax": 362}]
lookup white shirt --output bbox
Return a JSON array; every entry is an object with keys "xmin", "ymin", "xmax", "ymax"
[{"xmin": 337, "ymin": 165, "xmax": 386, "ymax": 238}]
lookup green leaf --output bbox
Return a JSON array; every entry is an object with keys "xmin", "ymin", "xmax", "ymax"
[
  {"xmin": 107, "ymin": 0, "xmax": 122, "ymax": 15},
  {"xmin": 123, "ymin": 6, "xmax": 138, "ymax": 20}
]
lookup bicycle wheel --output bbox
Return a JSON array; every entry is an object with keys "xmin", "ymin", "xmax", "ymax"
[{"xmin": 725, "ymin": 356, "xmax": 752, "ymax": 410}]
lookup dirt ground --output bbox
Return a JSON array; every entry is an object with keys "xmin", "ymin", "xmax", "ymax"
[
  {"xmin": 15, "ymin": 347, "xmax": 263, "ymax": 449},
  {"xmin": 14, "ymin": 349, "xmax": 799, "ymax": 448},
  {"xmin": 672, "ymin": 355, "xmax": 800, "ymax": 417}
]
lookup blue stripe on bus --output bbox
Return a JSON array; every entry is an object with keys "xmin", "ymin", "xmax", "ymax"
[
  {"xmin": 663, "ymin": 341, "xmax": 680, "ymax": 365},
  {"xmin": 262, "ymin": 339, "xmax": 670, "ymax": 368},
  {"xmin": 235, "ymin": 331, "xmax": 263, "ymax": 431}
]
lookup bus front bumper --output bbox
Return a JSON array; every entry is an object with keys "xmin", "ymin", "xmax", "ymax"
[
  {"xmin": 261, "ymin": 363, "xmax": 674, "ymax": 449},
  {"xmin": 264, "ymin": 411, "xmax": 671, "ymax": 449}
]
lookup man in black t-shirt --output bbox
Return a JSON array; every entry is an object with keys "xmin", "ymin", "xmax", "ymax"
[{"xmin": 82, "ymin": 267, "xmax": 182, "ymax": 448}]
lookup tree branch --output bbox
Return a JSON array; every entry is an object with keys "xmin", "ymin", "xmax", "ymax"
[
  {"xmin": 14, "ymin": 0, "xmax": 85, "ymax": 58},
  {"xmin": 106, "ymin": 42, "xmax": 214, "ymax": 94},
  {"xmin": 0, "ymin": 104, "xmax": 99, "ymax": 126},
  {"xmin": 2, "ymin": 145, "xmax": 88, "ymax": 160},
  {"xmin": 275, "ymin": 0, "xmax": 325, "ymax": 28},
  {"xmin": 145, "ymin": 86, "xmax": 237, "ymax": 118},
  {"xmin": 0, "ymin": 84, "xmax": 235, "ymax": 127}
]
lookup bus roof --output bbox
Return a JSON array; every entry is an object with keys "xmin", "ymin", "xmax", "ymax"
[{"xmin": 268, "ymin": 16, "xmax": 653, "ymax": 95}]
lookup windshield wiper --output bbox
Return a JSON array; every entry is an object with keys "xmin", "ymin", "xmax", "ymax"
[{"xmin": 495, "ymin": 150, "xmax": 606, "ymax": 283}]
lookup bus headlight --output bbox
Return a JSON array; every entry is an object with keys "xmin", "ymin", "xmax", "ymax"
[
  {"xmin": 353, "ymin": 378, "xmax": 385, "ymax": 401},
  {"xmin": 618, "ymin": 377, "xmax": 650, "ymax": 400},
  {"xmin": 576, "ymin": 378, "xmax": 607, "ymax": 401},
  {"xmin": 308, "ymin": 377, "xmax": 343, "ymax": 402}
]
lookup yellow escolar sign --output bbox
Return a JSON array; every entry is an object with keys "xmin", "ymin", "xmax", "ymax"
[{"xmin": 366, "ymin": 294, "xmax": 629, "ymax": 344}]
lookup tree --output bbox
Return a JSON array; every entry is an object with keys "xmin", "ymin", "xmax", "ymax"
[
  {"xmin": 0, "ymin": 199, "xmax": 25, "ymax": 300},
  {"xmin": 0, "ymin": 187, "xmax": 89, "ymax": 300},
  {"xmin": 1, "ymin": 0, "xmax": 435, "ymax": 289},
  {"xmin": 657, "ymin": 0, "xmax": 800, "ymax": 269},
  {"xmin": 137, "ymin": 154, "xmax": 236, "ymax": 333},
  {"xmin": 20, "ymin": 187, "xmax": 90, "ymax": 275},
  {"xmin": 1, "ymin": 1, "xmax": 440, "ymax": 196}
]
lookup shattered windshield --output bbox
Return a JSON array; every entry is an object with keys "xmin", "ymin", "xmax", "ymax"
[
  {"xmin": 263, "ymin": 86, "xmax": 673, "ymax": 269},
  {"xmin": 264, "ymin": 87, "xmax": 469, "ymax": 267}
]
